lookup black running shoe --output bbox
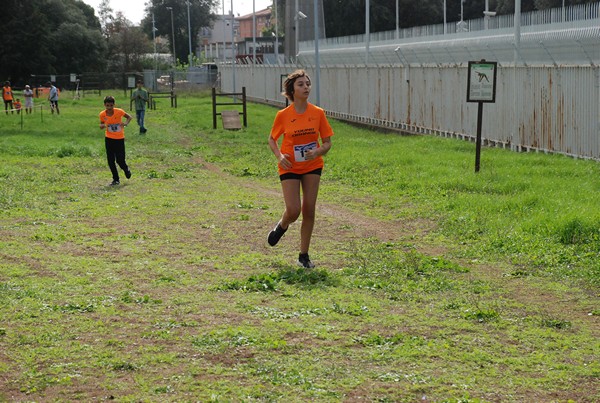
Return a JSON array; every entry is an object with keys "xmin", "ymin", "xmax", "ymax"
[
  {"xmin": 110, "ymin": 180, "xmax": 120, "ymax": 186},
  {"xmin": 125, "ymin": 169, "xmax": 132, "ymax": 179},
  {"xmin": 297, "ymin": 253, "xmax": 315, "ymax": 269},
  {"xmin": 267, "ymin": 222, "xmax": 287, "ymax": 246}
]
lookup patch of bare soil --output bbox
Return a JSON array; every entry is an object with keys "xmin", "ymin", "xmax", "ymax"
[{"xmin": 200, "ymin": 157, "xmax": 599, "ymax": 336}]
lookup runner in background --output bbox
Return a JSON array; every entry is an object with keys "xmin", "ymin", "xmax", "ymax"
[
  {"xmin": 47, "ymin": 81, "xmax": 60, "ymax": 115},
  {"xmin": 3, "ymin": 81, "xmax": 14, "ymax": 114},
  {"xmin": 23, "ymin": 85, "xmax": 34, "ymax": 114},
  {"xmin": 130, "ymin": 80, "xmax": 148, "ymax": 134}
]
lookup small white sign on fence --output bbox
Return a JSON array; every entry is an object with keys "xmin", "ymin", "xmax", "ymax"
[{"xmin": 467, "ymin": 60, "xmax": 497, "ymax": 103}]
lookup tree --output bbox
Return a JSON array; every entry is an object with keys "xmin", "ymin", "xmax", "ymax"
[
  {"xmin": 0, "ymin": 0, "xmax": 107, "ymax": 85},
  {"xmin": 99, "ymin": 0, "xmax": 115, "ymax": 37},
  {"xmin": 52, "ymin": 22, "xmax": 107, "ymax": 74},
  {"xmin": 141, "ymin": 0, "xmax": 218, "ymax": 66},
  {"xmin": 105, "ymin": 13, "xmax": 153, "ymax": 72}
]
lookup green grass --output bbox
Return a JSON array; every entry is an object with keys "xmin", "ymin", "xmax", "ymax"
[{"xmin": 0, "ymin": 92, "xmax": 598, "ymax": 401}]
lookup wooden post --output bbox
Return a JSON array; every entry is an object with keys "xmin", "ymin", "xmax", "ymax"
[
  {"xmin": 242, "ymin": 87, "xmax": 247, "ymax": 128},
  {"xmin": 212, "ymin": 87, "xmax": 217, "ymax": 129}
]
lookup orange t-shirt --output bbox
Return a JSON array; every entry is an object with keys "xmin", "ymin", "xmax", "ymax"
[
  {"xmin": 2, "ymin": 86, "xmax": 13, "ymax": 101},
  {"xmin": 99, "ymin": 108, "xmax": 127, "ymax": 140},
  {"xmin": 270, "ymin": 103, "xmax": 334, "ymax": 175}
]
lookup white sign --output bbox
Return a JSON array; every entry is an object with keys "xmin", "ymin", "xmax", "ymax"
[{"xmin": 467, "ymin": 61, "xmax": 497, "ymax": 103}]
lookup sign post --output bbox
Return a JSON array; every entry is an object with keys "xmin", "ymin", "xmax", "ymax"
[{"xmin": 467, "ymin": 60, "xmax": 497, "ymax": 172}]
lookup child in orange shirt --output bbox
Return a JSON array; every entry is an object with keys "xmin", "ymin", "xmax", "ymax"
[
  {"xmin": 13, "ymin": 99, "xmax": 22, "ymax": 114},
  {"xmin": 99, "ymin": 96, "xmax": 133, "ymax": 186}
]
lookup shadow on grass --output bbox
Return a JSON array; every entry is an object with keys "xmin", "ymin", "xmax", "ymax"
[{"xmin": 216, "ymin": 266, "xmax": 340, "ymax": 292}]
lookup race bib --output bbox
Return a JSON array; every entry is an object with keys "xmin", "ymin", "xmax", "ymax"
[
  {"xmin": 294, "ymin": 142, "xmax": 317, "ymax": 162},
  {"xmin": 107, "ymin": 124, "xmax": 121, "ymax": 133}
]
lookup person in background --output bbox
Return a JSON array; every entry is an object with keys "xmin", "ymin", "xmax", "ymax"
[
  {"xmin": 23, "ymin": 85, "xmax": 34, "ymax": 114},
  {"xmin": 47, "ymin": 81, "xmax": 60, "ymax": 115},
  {"xmin": 130, "ymin": 80, "xmax": 148, "ymax": 134},
  {"xmin": 13, "ymin": 99, "xmax": 21, "ymax": 114},
  {"xmin": 267, "ymin": 69, "xmax": 334, "ymax": 269},
  {"xmin": 99, "ymin": 96, "xmax": 133, "ymax": 186},
  {"xmin": 3, "ymin": 81, "xmax": 14, "ymax": 114}
]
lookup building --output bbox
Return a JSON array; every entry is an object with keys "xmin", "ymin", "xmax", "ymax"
[
  {"xmin": 235, "ymin": 7, "xmax": 283, "ymax": 64},
  {"xmin": 200, "ymin": 7, "xmax": 284, "ymax": 64},
  {"xmin": 199, "ymin": 13, "xmax": 239, "ymax": 62},
  {"xmin": 236, "ymin": 8, "xmax": 272, "ymax": 39}
]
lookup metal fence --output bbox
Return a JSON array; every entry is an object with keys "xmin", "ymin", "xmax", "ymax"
[
  {"xmin": 301, "ymin": 2, "xmax": 600, "ymax": 50},
  {"xmin": 220, "ymin": 63, "xmax": 599, "ymax": 160},
  {"xmin": 218, "ymin": 3, "xmax": 600, "ymax": 161}
]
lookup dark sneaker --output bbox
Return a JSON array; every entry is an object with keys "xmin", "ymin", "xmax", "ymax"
[
  {"xmin": 125, "ymin": 169, "xmax": 132, "ymax": 179},
  {"xmin": 297, "ymin": 253, "xmax": 315, "ymax": 269},
  {"xmin": 110, "ymin": 180, "xmax": 120, "ymax": 186},
  {"xmin": 267, "ymin": 222, "xmax": 287, "ymax": 246}
]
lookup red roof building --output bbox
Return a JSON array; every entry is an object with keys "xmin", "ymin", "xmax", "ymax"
[{"xmin": 236, "ymin": 7, "xmax": 272, "ymax": 39}]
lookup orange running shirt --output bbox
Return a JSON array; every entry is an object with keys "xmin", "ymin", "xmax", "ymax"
[
  {"xmin": 270, "ymin": 103, "xmax": 334, "ymax": 175},
  {"xmin": 2, "ymin": 86, "xmax": 13, "ymax": 101},
  {"xmin": 99, "ymin": 108, "xmax": 127, "ymax": 140}
]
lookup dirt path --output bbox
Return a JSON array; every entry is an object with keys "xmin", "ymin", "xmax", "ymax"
[{"xmin": 199, "ymin": 157, "xmax": 599, "ymax": 335}]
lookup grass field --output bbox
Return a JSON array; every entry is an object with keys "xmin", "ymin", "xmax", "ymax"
[{"xmin": 0, "ymin": 92, "xmax": 598, "ymax": 402}]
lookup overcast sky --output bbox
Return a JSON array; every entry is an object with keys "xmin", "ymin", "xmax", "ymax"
[{"xmin": 81, "ymin": 0, "xmax": 273, "ymax": 25}]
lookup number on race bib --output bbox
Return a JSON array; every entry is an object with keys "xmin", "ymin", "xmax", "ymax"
[{"xmin": 294, "ymin": 142, "xmax": 317, "ymax": 162}]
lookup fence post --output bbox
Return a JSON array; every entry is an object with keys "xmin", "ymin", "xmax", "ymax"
[
  {"xmin": 242, "ymin": 87, "xmax": 247, "ymax": 128},
  {"xmin": 212, "ymin": 87, "xmax": 217, "ymax": 129}
]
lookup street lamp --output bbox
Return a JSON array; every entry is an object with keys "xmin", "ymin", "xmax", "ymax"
[{"xmin": 166, "ymin": 6, "xmax": 176, "ymax": 66}]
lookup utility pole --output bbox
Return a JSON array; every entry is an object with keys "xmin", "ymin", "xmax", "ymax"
[
  {"xmin": 187, "ymin": 1, "xmax": 192, "ymax": 64},
  {"xmin": 166, "ymin": 6, "xmax": 176, "ymax": 66}
]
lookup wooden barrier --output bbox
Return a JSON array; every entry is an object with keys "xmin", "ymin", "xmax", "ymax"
[
  {"xmin": 148, "ymin": 91, "xmax": 177, "ymax": 110},
  {"xmin": 211, "ymin": 87, "xmax": 247, "ymax": 129}
]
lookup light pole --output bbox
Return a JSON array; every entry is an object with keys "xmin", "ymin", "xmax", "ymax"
[
  {"xmin": 231, "ymin": 0, "xmax": 236, "ymax": 94},
  {"xmin": 458, "ymin": 0, "xmax": 467, "ymax": 32},
  {"xmin": 152, "ymin": 13, "xmax": 158, "ymax": 72},
  {"xmin": 443, "ymin": 0, "xmax": 447, "ymax": 34},
  {"xmin": 294, "ymin": 3, "xmax": 307, "ymax": 61},
  {"xmin": 187, "ymin": 1, "xmax": 192, "ymax": 65},
  {"xmin": 366, "ymin": 0, "xmax": 370, "ymax": 65},
  {"xmin": 222, "ymin": 0, "xmax": 226, "ymax": 62},
  {"xmin": 395, "ymin": 0, "xmax": 399, "ymax": 39},
  {"xmin": 313, "ymin": 0, "xmax": 320, "ymax": 105},
  {"xmin": 274, "ymin": 0, "xmax": 279, "ymax": 63},
  {"xmin": 166, "ymin": 6, "xmax": 176, "ymax": 66},
  {"xmin": 294, "ymin": 0, "xmax": 298, "ymax": 58},
  {"xmin": 252, "ymin": 0, "xmax": 256, "ymax": 65}
]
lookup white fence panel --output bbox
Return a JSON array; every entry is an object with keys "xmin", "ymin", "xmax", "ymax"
[{"xmin": 220, "ymin": 63, "xmax": 599, "ymax": 160}]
